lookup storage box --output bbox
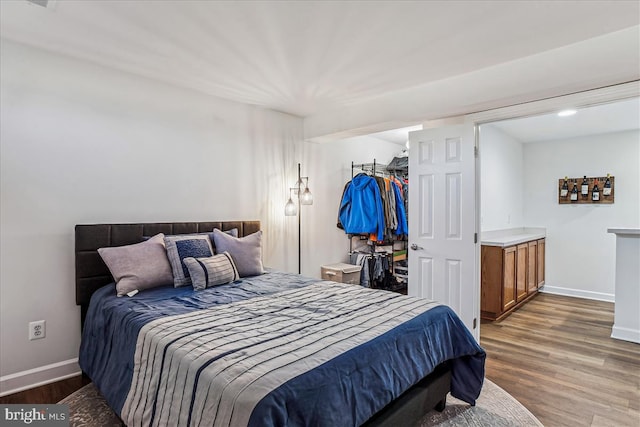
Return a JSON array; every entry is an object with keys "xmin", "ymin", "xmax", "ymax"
[{"xmin": 321, "ymin": 263, "xmax": 362, "ymax": 285}]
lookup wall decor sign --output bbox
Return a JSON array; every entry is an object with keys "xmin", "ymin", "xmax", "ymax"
[{"xmin": 558, "ymin": 175, "xmax": 614, "ymax": 204}]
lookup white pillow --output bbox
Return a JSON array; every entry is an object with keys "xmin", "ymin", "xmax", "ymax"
[
  {"xmin": 212, "ymin": 229, "xmax": 264, "ymax": 277},
  {"xmin": 98, "ymin": 233, "xmax": 173, "ymax": 296}
]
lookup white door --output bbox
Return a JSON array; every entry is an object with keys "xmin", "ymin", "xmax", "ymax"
[{"xmin": 408, "ymin": 124, "xmax": 479, "ymax": 338}]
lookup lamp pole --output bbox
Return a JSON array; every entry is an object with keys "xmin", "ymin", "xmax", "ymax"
[
  {"xmin": 285, "ymin": 162, "xmax": 311, "ymax": 274},
  {"xmin": 297, "ymin": 162, "xmax": 301, "ymax": 274}
]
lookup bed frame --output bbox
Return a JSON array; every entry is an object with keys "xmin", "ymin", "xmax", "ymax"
[{"xmin": 74, "ymin": 220, "xmax": 450, "ymax": 426}]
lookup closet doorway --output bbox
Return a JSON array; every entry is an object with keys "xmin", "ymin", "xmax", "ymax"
[{"xmin": 344, "ymin": 126, "xmax": 418, "ymax": 292}]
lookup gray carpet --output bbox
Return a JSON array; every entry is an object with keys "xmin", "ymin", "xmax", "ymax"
[
  {"xmin": 418, "ymin": 380, "xmax": 543, "ymax": 427},
  {"xmin": 59, "ymin": 379, "xmax": 542, "ymax": 426}
]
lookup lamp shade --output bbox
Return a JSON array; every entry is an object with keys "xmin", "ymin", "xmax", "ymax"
[
  {"xmin": 300, "ymin": 188, "xmax": 313, "ymax": 205},
  {"xmin": 284, "ymin": 197, "xmax": 297, "ymax": 216}
]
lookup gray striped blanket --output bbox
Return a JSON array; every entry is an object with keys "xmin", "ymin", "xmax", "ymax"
[{"xmin": 121, "ymin": 281, "xmax": 441, "ymax": 427}]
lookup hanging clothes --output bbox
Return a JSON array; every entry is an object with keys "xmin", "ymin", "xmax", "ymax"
[
  {"xmin": 384, "ymin": 177, "xmax": 398, "ymax": 234},
  {"xmin": 338, "ymin": 173, "xmax": 386, "ymax": 241},
  {"xmin": 341, "ymin": 160, "xmax": 409, "ymax": 292},
  {"xmin": 349, "ymin": 251, "xmax": 391, "ymax": 289},
  {"xmin": 370, "ymin": 176, "xmax": 394, "ymax": 242},
  {"xmin": 391, "ymin": 181, "xmax": 408, "ymax": 237}
]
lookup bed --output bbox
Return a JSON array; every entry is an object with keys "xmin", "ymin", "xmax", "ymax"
[{"xmin": 76, "ymin": 221, "xmax": 485, "ymax": 427}]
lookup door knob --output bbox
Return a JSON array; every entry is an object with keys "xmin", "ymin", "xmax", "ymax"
[{"xmin": 410, "ymin": 243, "xmax": 423, "ymax": 251}]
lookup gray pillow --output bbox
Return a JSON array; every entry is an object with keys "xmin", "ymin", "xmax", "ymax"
[
  {"xmin": 142, "ymin": 228, "xmax": 237, "ymax": 243},
  {"xmin": 183, "ymin": 252, "xmax": 239, "ymax": 290},
  {"xmin": 164, "ymin": 234, "xmax": 214, "ymax": 287},
  {"xmin": 212, "ymin": 229, "xmax": 264, "ymax": 277},
  {"xmin": 219, "ymin": 228, "xmax": 238, "ymax": 238},
  {"xmin": 98, "ymin": 233, "xmax": 173, "ymax": 297}
]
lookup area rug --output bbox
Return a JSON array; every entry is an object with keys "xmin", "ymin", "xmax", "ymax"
[
  {"xmin": 418, "ymin": 380, "xmax": 543, "ymax": 427},
  {"xmin": 59, "ymin": 379, "xmax": 542, "ymax": 426}
]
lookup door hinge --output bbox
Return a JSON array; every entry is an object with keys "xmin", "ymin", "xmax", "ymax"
[
  {"xmin": 474, "ymin": 233, "xmax": 478, "ymax": 244},
  {"xmin": 473, "ymin": 318, "xmax": 477, "ymax": 329},
  {"xmin": 474, "ymin": 146, "xmax": 478, "ymax": 157}
]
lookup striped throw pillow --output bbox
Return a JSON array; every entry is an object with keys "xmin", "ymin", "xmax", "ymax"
[{"xmin": 183, "ymin": 252, "xmax": 240, "ymax": 290}]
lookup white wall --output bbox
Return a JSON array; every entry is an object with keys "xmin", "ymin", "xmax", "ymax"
[
  {"xmin": 523, "ymin": 130, "xmax": 640, "ymax": 300},
  {"xmin": 301, "ymin": 136, "xmax": 404, "ymax": 277},
  {"xmin": 0, "ymin": 39, "xmax": 401, "ymax": 393},
  {"xmin": 0, "ymin": 40, "xmax": 304, "ymax": 390},
  {"xmin": 480, "ymin": 125, "xmax": 525, "ymax": 231}
]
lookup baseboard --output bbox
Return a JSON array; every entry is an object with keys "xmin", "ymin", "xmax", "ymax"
[
  {"xmin": 539, "ymin": 285, "xmax": 614, "ymax": 303},
  {"xmin": 611, "ymin": 325, "xmax": 640, "ymax": 344},
  {"xmin": 0, "ymin": 359, "xmax": 81, "ymax": 397}
]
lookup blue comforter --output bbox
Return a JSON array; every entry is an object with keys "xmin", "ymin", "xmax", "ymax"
[{"xmin": 79, "ymin": 271, "xmax": 485, "ymax": 426}]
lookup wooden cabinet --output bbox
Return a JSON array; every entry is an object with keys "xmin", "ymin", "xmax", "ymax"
[
  {"xmin": 481, "ymin": 238, "xmax": 545, "ymax": 321},
  {"xmin": 537, "ymin": 239, "xmax": 545, "ymax": 288},
  {"xmin": 516, "ymin": 243, "xmax": 528, "ymax": 302},
  {"xmin": 527, "ymin": 240, "xmax": 538, "ymax": 295},
  {"xmin": 502, "ymin": 246, "xmax": 516, "ymax": 311}
]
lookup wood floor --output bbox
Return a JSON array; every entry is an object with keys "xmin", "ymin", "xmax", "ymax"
[
  {"xmin": 481, "ymin": 292, "xmax": 640, "ymax": 427},
  {"xmin": 0, "ymin": 375, "xmax": 90, "ymax": 404},
  {"xmin": 2, "ymin": 293, "xmax": 638, "ymax": 426}
]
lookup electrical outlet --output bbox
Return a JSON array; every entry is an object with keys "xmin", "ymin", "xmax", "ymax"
[{"xmin": 29, "ymin": 320, "xmax": 46, "ymax": 340}]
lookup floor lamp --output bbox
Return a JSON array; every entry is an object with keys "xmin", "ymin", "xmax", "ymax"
[{"xmin": 284, "ymin": 163, "xmax": 313, "ymax": 274}]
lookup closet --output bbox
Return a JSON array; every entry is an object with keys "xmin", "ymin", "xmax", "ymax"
[{"xmin": 337, "ymin": 158, "xmax": 409, "ymax": 293}]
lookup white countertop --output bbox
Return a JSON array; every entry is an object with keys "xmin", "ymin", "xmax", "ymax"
[
  {"xmin": 607, "ymin": 228, "xmax": 640, "ymax": 235},
  {"xmin": 481, "ymin": 227, "xmax": 546, "ymax": 247}
]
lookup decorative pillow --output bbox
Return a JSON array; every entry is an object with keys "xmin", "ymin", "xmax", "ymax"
[
  {"xmin": 98, "ymin": 233, "xmax": 173, "ymax": 297},
  {"xmin": 212, "ymin": 229, "xmax": 264, "ymax": 277},
  {"xmin": 164, "ymin": 234, "xmax": 214, "ymax": 287},
  {"xmin": 219, "ymin": 228, "xmax": 238, "ymax": 238},
  {"xmin": 143, "ymin": 228, "xmax": 237, "ymax": 242},
  {"xmin": 183, "ymin": 252, "xmax": 240, "ymax": 290}
]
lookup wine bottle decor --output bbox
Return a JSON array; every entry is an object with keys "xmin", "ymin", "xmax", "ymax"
[
  {"xmin": 592, "ymin": 179, "xmax": 600, "ymax": 201},
  {"xmin": 560, "ymin": 176, "xmax": 569, "ymax": 198},
  {"xmin": 581, "ymin": 176, "xmax": 589, "ymax": 197},
  {"xmin": 570, "ymin": 180, "xmax": 578, "ymax": 202},
  {"xmin": 603, "ymin": 174, "xmax": 612, "ymax": 196},
  {"xmin": 559, "ymin": 175, "xmax": 614, "ymax": 204}
]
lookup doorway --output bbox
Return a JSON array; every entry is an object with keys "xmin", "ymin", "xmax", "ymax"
[{"xmin": 478, "ymin": 97, "xmax": 639, "ymax": 313}]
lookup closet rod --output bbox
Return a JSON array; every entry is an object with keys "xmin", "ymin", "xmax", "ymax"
[{"xmin": 352, "ymin": 159, "xmax": 390, "ymax": 178}]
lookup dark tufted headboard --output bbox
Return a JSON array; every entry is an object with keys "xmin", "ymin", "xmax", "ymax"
[{"xmin": 75, "ymin": 220, "xmax": 260, "ymax": 326}]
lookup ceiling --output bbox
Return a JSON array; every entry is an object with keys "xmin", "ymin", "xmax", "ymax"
[
  {"xmin": 1, "ymin": 1, "xmax": 639, "ymax": 118},
  {"xmin": 485, "ymin": 97, "xmax": 640, "ymax": 143},
  {"xmin": 368, "ymin": 125, "xmax": 423, "ymax": 146}
]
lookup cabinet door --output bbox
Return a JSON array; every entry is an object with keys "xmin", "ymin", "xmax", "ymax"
[
  {"xmin": 516, "ymin": 244, "xmax": 528, "ymax": 302},
  {"xmin": 502, "ymin": 246, "xmax": 517, "ymax": 311},
  {"xmin": 481, "ymin": 246, "xmax": 503, "ymax": 317},
  {"xmin": 527, "ymin": 240, "xmax": 538, "ymax": 294},
  {"xmin": 537, "ymin": 239, "xmax": 545, "ymax": 287}
]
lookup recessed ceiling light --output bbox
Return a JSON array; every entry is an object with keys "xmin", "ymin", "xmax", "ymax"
[{"xmin": 558, "ymin": 109, "xmax": 577, "ymax": 117}]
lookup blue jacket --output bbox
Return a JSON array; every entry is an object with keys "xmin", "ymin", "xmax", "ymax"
[
  {"xmin": 338, "ymin": 174, "xmax": 386, "ymax": 241},
  {"xmin": 391, "ymin": 181, "xmax": 408, "ymax": 236}
]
